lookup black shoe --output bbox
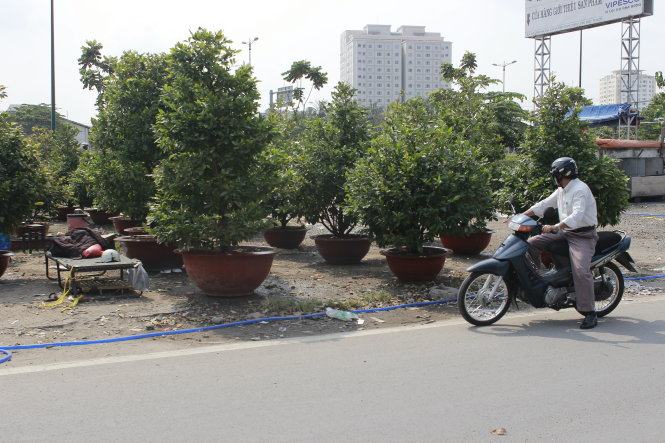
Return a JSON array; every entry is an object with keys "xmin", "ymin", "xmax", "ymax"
[{"xmin": 580, "ymin": 312, "xmax": 598, "ymax": 330}]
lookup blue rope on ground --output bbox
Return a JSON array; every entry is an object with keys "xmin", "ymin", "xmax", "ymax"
[
  {"xmin": 625, "ymin": 274, "xmax": 665, "ymax": 282},
  {"xmin": 0, "ymin": 297, "xmax": 458, "ymax": 365},
  {"xmin": 624, "ymin": 213, "xmax": 665, "ymax": 218}
]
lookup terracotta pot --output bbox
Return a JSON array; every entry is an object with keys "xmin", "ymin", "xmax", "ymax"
[
  {"xmin": 55, "ymin": 206, "xmax": 76, "ymax": 221},
  {"xmin": 263, "ymin": 226, "xmax": 307, "ymax": 249},
  {"xmin": 67, "ymin": 214, "xmax": 91, "ymax": 231},
  {"xmin": 123, "ymin": 226, "xmax": 148, "ymax": 236},
  {"xmin": 381, "ymin": 246, "xmax": 450, "ymax": 283},
  {"xmin": 116, "ymin": 235, "xmax": 182, "ymax": 271},
  {"xmin": 0, "ymin": 250, "xmax": 13, "ymax": 278},
  {"xmin": 110, "ymin": 216, "xmax": 141, "ymax": 235},
  {"xmin": 313, "ymin": 235, "xmax": 372, "ymax": 265},
  {"xmin": 180, "ymin": 247, "xmax": 275, "ymax": 297},
  {"xmin": 440, "ymin": 230, "xmax": 493, "ymax": 255},
  {"xmin": 85, "ymin": 208, "xmax": 115, "ymax": 225}
]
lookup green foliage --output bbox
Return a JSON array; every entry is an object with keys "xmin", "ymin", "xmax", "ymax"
[
  {"xmin": 346, "ymin": 98, "xmax": 494, "ymax": 254},
  {"xmin": 497, "ymin": 80, "xmax": 629, "ymax": 226},
  {"xmin": 6, "ymin": 104, "xmax": 65, "ymax": 135},
  {"xmin": 69, "ymin": 150, "xmax": 97, "ymax": 208},
  {"xmin": 0, "ymin": 83, "xmax": 6, "ymax": 100},
  {"xmin": 78, "ymin": 40, "xmax": 117, "ymax": 99},
  {"xmin": 656, "ymin": 72, "xmax": 664, "ymax": 88},
  {"xmin": 83, "ymin": 47, "xmax": 167, "ymax": 220},
  {"xmin": 432, "ymin": 52, "xmax": 528, "ymax": 160},
  {"xmin": 149, "ymin": 28, "xmax": 272, "ymax": 250},
  {"xmin": 282, "ymin": 60, "xmax": 328, "ymax": 111},
  {"xmin": 260, "ymin": 111, "xmax": 307, "ymax": 227},
  {"xmin": 297, "ymin": 83, "xmax": 372, "ymax": 237},
  {"xmin": 25, "ymin": 126, "xmax": 81, "ymax": 212},
  {"xmin": 0, "ymin": 113, "xmax": 40, "ymax": 232},
  {"xmin": 640, "ymin": 93, "xmax": 665, "ymax": 141}
]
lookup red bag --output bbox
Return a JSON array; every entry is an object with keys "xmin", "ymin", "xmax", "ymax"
[{"xmin": 82, "ymin": 244, "xmax": 103, "ymax": 258}]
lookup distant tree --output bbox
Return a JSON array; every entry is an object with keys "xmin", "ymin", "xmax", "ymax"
[
  {"xmin": 6, "ymin": 104, "xmax": 65, "ymax": 135},
  {"xmin": 282, "ymin": 60, "xmax": 328, "ymax": 112},
  {"xmin": 656, "ymin": 71, "xmax": 664, "ymax": 88},
  {"xmin": 78, "ymin": 40, "xmax": 117, "ymax": 103},
  {"xmin": 0, "ymin": 83, "xmax": 6, "ymax": 100},
  {"xmin": 640, "ymin": 93, "xmax": 665, "ymax": 141}
]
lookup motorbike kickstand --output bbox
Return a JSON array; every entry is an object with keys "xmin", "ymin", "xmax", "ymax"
[{"xmin": 512, "ymin": 297, "xmax": 520, "ymax": 310}]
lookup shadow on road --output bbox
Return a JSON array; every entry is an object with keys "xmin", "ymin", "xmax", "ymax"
[{"xmin": 470, "ymin": 315, "xmax": 665, "ymax": 346}]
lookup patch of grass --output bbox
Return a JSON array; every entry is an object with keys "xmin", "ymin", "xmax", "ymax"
[
  {"xmin": 261, "ymin": 290, "xmax": 396, "ymax": 315},
  {"xmin": 261, "ymin": 296, "xmax": 327, "ymax": 315}
]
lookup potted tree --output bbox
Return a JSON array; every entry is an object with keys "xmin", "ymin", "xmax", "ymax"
[
  {"xmin": 259, "ymin": 110, "xmax": 308, "ymax": 249},
  {"xmin": 149, "ymin": 29, "xmax": 274, "ymax": 296},
  {"xmin": 347, "ymin": 99, "xmax": 491, "ymax": 282},
  {"xmin": 0, "ymin": 112, "xmax": 40, "ymax": 260},
  {"xmin": 297, "ymin": 82, "xmax": 373, "ymax": 264}
]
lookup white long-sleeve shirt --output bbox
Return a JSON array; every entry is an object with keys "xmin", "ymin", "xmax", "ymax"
[{"xmin": 528, "ymin": 178, "xmax": 598, "ymax": 230}]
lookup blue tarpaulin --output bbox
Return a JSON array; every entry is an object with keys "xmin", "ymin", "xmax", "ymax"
[{"xmin": 572, "ymin": 103, "xmax": 634, "ymax": 126}]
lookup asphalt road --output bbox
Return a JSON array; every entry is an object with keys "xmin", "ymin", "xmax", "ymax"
[{"xmin": 3, "ymin": 296, "xmax": 665, "ymax": 442}]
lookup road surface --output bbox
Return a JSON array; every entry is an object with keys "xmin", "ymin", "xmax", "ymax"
[{"xmin": 3, "ymin": 296, "xmax": 665, "ymax": 442}]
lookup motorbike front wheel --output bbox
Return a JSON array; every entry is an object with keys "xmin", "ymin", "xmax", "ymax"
[{"xmin": 458, "ymin": 272, "xmax": 511, "ymax": 326}]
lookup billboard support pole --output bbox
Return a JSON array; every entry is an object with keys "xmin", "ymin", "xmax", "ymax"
[
  {"xmin": 533, "ymin": 36, "xmax": 551, "ymax": 106},
  {"xmin": 578, "ymin": 30, "xmax": 583, "ymax": 88},
  {"xmin": 619, "ymin": 18, "xmax": 641, "ymax": 140}
]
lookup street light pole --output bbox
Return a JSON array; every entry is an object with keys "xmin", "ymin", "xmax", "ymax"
[
  {"xmin": 242, "ymin": 36, "xmax": 259, "ymax": 66},
  {"xmin": 492, "ymin": 60, "xmax": 518, "ymax": 93},
  {"xmin": 50, "ymin": 0, "xmax": 56, "ymax": 130}
]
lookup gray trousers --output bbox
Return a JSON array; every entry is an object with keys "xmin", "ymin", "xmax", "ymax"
[{"xmin": 528, "ymin": 229, "xmax": 599, "ymax": 312}]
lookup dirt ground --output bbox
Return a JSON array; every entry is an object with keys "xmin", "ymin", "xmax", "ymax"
[{"xmin": 2, "ymin": 202, "xmax": 665, "ymax": 353}]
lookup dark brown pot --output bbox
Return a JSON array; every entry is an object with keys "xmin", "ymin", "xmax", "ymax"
[
  {"xmin": 123, "ymin": 226, "xmax": 148, "ymax": 236},
  {"xmin": 313, "ymin": 235, "xmax": 371, "ymax": 265},
  {"xmin": 0, "ymin": 250, "xmax": 13, "ymax": 278},
  {"xmin": 181, "ymin": 247, "xmax": 275, "ymax": 297},
  {"xmin": 263, "ymin": 226, "xmax": 307, "ymax": 249},
  {"xmin": 55, "ymin": 206, "xmax": 76, "ymax": 221},
  {"xmin": 440, "ymin": 230, "xmax": 493, "ymax": 255},
  {"xmin": 381, "ymin": 246, "xmax": 450, "ymax": 283},
  {"xmin": 85, "ymin": 208, "xmax": 116, "ymax": 225},
  {"xmin": 116, "ymin": 235, "xmax": 183, "ymax": 271},
  {"xmin": 110, "ymin": 216, "xmax": 141, "ymax": 235}
]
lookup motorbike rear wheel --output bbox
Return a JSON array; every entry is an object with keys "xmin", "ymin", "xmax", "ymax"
[
  {"xmin": 577, "ymin": 261, "xmax": 624, "ymax": 318},
  {"xmin": 458, "ymin": 272, "xmax": 511, "ymax": 326}
]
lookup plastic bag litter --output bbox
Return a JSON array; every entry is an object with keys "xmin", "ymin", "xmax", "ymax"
[{"xmin": 126, "ymin": 263, "xmax": 150, "ymax": 291}]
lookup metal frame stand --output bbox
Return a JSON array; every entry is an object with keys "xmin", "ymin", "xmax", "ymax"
[
  {"xmin": 533, "ymin": 36, "xmax": 551, "ymax": 105},
  {"xmin": 619, "ymin": 18, "xmax": 641, "ymax": 139}
]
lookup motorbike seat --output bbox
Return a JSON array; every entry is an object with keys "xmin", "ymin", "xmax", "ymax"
[{"xmin": 545, "ymin": 231, "xmax": 622, "ymax": 257}]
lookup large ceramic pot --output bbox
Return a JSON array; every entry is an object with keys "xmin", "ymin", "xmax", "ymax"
[
  {"xmin": 180, "ymin": 247, "xmax": 275, "ymax": 296},
  {"xmin": 55, "ymin": 206, "xmax": 76, "ymax": 221},
  {"xmin": 0, "ymin": 250, "xmax": 13, "ymax": 278},
  {"xmin": 263, "ymin": 226, "xmax": 307, "ymax": 249},
  {"xmin": 440, "ymin": 230, "xmax": 493, "ymax": 255},
  {"xmin": 116, "ymin": 235, "xmax": 182, "ymax": 271},
  {"xmin": 15, "ymin": 222, "xmax": 49, "ymax": 238},
  {"xmin": 85, "ymin": 208, "xmax": 116, "ymax": 225},
  {"xmin": 313, "ymin": 235, "xmax": 371, "ymax": 265},
  {"xmin": 110, "ymin": 216, "xmax": 141, "ymax": 235},
  {"xmin": 381, "ymin": 246, "xmax": 450, "ymax": 283},
  {"xmin": 67, "ymin": 214, "xmax": 91, "ymax": 231}
]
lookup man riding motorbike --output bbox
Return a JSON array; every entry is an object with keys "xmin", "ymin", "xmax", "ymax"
[{"xmin": 523, "ymin": 157, "xmax": 599, "ymax": 329}]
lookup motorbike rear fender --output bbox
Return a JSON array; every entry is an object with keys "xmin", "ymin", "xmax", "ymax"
[
  {"xmin": 615, "ymin": 251, "xmax": 637, "ymax": 272},
  {"xmin": 466, "ymin": 258, "xmax": 510, "ymax": 277}
]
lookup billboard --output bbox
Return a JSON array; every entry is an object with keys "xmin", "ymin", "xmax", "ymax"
[{"xmin": 526, "ymin": 0, "xmax": 654, "ymax": 38}]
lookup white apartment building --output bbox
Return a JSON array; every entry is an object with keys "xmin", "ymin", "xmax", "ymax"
[
  {"xmin": 598, "ymin": 70, "xmax": 659, "ymax": 110},
  {"xmin": 340, "ymin": 25, "xmax": 452, "ymax": 108}
]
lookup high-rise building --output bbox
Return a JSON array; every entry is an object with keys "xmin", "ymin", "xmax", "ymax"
[
  {"xmin": 340, "ymin": 25, "xmax": 452, "ymax": 108},
  {"xmin": 598, "ymin": 70, "xmax": 659, "ymax": 110}
]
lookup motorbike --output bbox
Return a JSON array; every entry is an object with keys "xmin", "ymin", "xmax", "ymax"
[{"xmin": 457, "ymin": 208, "xmax": 637, "ymax": 326}]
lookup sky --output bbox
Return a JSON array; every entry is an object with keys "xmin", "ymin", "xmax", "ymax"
[{"xmin": 0, "ymin": 0, "xmax": 663, "ymax": 126}]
